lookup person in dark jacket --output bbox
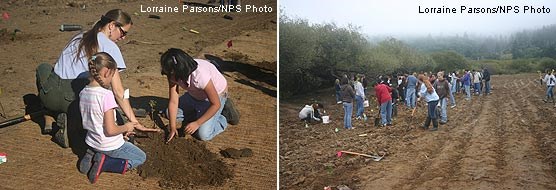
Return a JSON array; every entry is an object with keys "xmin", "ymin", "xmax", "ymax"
[
  {"xmin": 334, "ymin": 79, "xmax": 342, "ymax": 104},
  {"xmin": 483, "ymin": 68, "xmax": 491, "ymax": 95},
  {"xmin": 340, "ymin": 76, "xmax": 355, "ymax": 129},
  {"xmin": 433, "ymin": 72, "xmax": 450, "ymax": 124}
]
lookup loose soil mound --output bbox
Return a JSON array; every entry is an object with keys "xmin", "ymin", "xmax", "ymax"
[{"xmin": 137, "ymin": 133, "xmax": 233, "ymax": 189}]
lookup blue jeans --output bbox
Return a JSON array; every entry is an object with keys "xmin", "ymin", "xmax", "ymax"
[
  {"xmin": 343, "ymin": 102, "xmax": 353, "ymax": 129},
  {"xmin": 439, "ymin": 98, "xmax": 447, "ymax": 122},
  {"xmin": 406, "ymin": 87, "xmax": 416, "ymax": 108},
  {"xmin": 485, "ymin": 80, "xmax": 491, "ymax": 94},
  {"xmin": 427, "ymin": 100, "xmax": 439, "ymax": 119},
  {"xmin": 450, "ymin": 82, "xmax": 456, "ymax": 106},
  {"xmin": 97, "ymin": 142, "xmax": 146, "ymax": 169},
  {"xmin": 464, "ymin": 85, "xmax": 471, "ymax": 99},
  {"xmin": 547, "ymin": 86, "xmax": 554, "ymax": 98},
  {"xmin": 473, "ymin": 83, "xmax": 481, "ymax": 94},
  {"xmin": 380, "ymin": 100, "xmax": 392, "ymax": 125},
  {"xmin": 355, "ymin": 95, "xmax": 364, "ymax": 117},
  {"xmin": 168, "ymin": 93, "xmax": 228, "ymax": 141},
  {"xmin": 335, "ymin": 91, "xmax": 341, "ymax": 102}
]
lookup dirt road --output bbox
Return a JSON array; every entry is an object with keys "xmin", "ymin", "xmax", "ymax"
[
  {"xmin": 0, "ymin": 0, "xmax": 276, "ymax": 189},
  {"xmin": 280, "ymin": 74, "xmax": 556, "ymax": 189}
]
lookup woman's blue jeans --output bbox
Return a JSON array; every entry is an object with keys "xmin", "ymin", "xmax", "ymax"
[
  {"xmin": 343, "ymin": 102, "xmax": 353, "ymax": 129},
  {"xmin": 380, "ymin": 100, "xmax": 392, "ymax": 125},
  {"xmin": 355, "ymin": 95, "xmax": 364, "ymax": 117}
]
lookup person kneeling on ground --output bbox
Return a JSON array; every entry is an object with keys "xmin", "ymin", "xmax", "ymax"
[
  {"xmin": 160, "ymin": 48, "xmax": 240, "ymax": 143},
  {"xmin": 298, "ymin": 103, "xmax": 324, "ymax": 123},
  {"xmin": 78, "ymin": 52, "xmax": 160, "ymax": 184}
]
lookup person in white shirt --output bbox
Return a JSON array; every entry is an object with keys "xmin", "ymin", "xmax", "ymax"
[
  {"xmin": 354, "ymin": 75, "xmax": 366, "ymax": 119},
  {"xmin": 542, "ymin": 69, "xmax": 556, "ymax": 103},
  {"xmin": 35, "ymin": 9, "xmax": 142, "ymax": 148},
  {"xmin": 299, "ymin": 103, "xmax": 323, "ymax": 123},
  {"xmin": 473, "ymin": 70, "xmax": 482, "ymax": 95}
]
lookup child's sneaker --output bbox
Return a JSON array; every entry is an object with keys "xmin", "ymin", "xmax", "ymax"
[
  {"xmin": 54, "ymin": 113, "xmax": 69, "ymax": 148},
  {"xmin": 222, "ymin": 98, "xmax": 240, "ymax": 125},
  {"xmin": 79, "ymin": 148, "xmax": 95, "ymax": 174}
]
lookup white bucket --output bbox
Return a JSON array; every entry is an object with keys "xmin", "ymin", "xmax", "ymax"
[
  {"xmin": 322, "ymin": 116, "xmax": 330, "ymax": 124},
  {"xmin": 363, "ymin": 100, "xmax": 369, "ymax": 107}
]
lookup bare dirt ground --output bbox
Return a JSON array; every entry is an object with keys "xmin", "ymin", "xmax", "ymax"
[
  {"xmin": 280, "ymin": 74, "xmax": 556, "ymax": 190},
  {"xmin": 0, "ymin": 0, "xmax": 276, "ymax": 189}
]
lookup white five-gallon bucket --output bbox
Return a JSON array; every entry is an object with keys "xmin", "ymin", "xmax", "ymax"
[
  {"xmin": 322, "ymin": 116, "xmax": 330, "ymax": 124},
  {"xmin": 363, "ymin": 100, "xmax": 369, "ymax": 107}
]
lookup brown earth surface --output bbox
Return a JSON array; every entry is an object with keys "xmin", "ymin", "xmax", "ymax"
[
  {"xmin": 280, "ymin": 74, "xmax": 556, "ymax": 190},
  {"xmin": 0, "ymin": 0, "xmax": 276, "ymax": 189}
]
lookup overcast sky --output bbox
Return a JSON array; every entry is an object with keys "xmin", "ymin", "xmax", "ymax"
[{"xmin": 280, "ymin": 0, "xmax": 556, "ymax": 37}]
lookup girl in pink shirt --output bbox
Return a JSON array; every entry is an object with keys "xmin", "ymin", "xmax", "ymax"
[{"xmin": 160, "ymin": 48, "xmax": 239, "ymax": 143}]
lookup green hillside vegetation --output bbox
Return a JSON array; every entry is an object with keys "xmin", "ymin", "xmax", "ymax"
[{"xmin": 280, "ymin": 15, "xmax": 556, "ymax": 98}]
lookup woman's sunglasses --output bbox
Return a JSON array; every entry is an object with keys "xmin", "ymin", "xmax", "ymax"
[{"xmin": 118, "ymin": 26, "xmax": 128, "ymax": 38}]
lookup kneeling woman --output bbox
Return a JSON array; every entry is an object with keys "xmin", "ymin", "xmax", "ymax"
[{"xmin": 161, "ymin": 48, "xmax": 239, "ymax": 143}]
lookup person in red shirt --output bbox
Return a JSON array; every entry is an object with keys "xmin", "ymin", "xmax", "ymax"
[{"xmin": 375, "ymin": 77, "xmax": 393, "ymax": 127}]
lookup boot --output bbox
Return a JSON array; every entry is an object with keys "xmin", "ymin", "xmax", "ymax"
[
  {"xmin": 431, "ymin": 119, "xmax": 439, "ymax": 131},
  {"xmin": 222, "ymin": 98, "xmax": 240, "ymax": 125},
  {"xmin": 422, "ymin": 117, "xmax": 431, "ymax": 130},
  {"xmin": 54, "ymin": 113, "xmax": 69, "ymax": 148},
  {"xmin": 43, "ymin": 115, "xmax": 55, "ymax": 135},
  {"xmin": 88, "ymin": 153, "xmax": 128, "ymax": 184},
  {"xmin": 79, "ymin": 148, "xmax": 95, "ymax": 174}
]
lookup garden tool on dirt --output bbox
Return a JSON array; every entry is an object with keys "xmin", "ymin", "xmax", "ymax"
[
  {"xmin": 374, "ymin": 106, "xmax": 381, "ymax": 127},
  {"xmin": 336, "ymin": 150, "xmax": 384, "ymax": 161},
  {"xmin": 411, "ymin": 106, "xmax": 417, "ymax": 117},
  {"xmin": 0, "ymin": 110, "xmax": 45, "ymax": 128}
]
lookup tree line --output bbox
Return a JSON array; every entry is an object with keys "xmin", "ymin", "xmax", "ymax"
[{"xmin": 280, "ymin": 15, "xmax": 556, "ymax": 98}]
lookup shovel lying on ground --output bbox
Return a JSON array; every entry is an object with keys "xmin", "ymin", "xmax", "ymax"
[
  {"xmin": 0, "ymin": 110, "xmax": 45, "ymax": 128},
  {"xmin": 337, "ymin": 150, "xmax": 384, "ymax": 161}
]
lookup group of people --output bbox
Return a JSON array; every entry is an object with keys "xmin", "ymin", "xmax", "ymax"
[
  {"xmin": 319, "ymin": 67, "xmax": 493, "ymax": 132},
  {"xmin": 332, "ymin": 74, "xmax": 394, "ymax": 129},
  {"xmin": 35, "ymin": 9, "xmax": 239, "ymax": 183}
]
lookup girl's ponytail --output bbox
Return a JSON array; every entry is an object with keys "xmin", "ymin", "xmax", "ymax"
[{"xmin": 76, "ymin": 9, "xmax": 132, "ymax": 62}]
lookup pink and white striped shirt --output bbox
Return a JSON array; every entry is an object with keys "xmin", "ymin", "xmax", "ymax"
[{"xmin": 80, "ymin": 86, "xmax": 124, "ymax": 151}]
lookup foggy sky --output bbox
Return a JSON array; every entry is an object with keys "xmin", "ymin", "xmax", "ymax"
[{"xmin": 280, "ymin": 0, "xmax": 556, "ymax": 37}]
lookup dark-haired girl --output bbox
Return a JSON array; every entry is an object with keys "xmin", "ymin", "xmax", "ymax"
[
  {"xmin": 35, "ymin": 9, "xmax": 141, "ymax": 148},
  {"xmin": 160, "ymin": 48, "xmax": 239, "ymax": 143}
]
